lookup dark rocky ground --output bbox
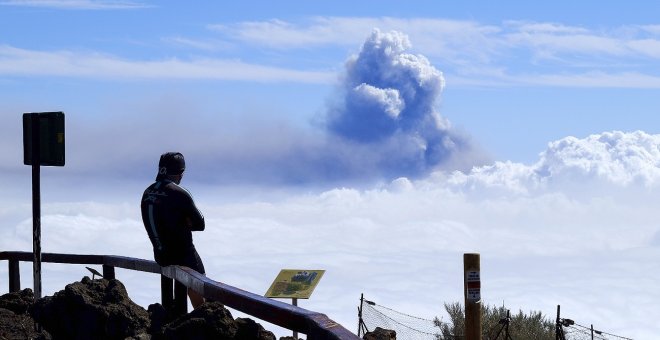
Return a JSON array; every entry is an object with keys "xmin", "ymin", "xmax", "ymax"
[
  {"xmin": 0, "ymin": 277, "xmax": 393, "ymax": 339},
  {"xmin": 0, "ymin": 288, "xmax": 51, "ymax": 339},
  {"xmin": 362, "ymin": 327, "xmax": 396, "ymax": 340},
  {"xmin": 0, "ymin": 277, "xmax": 277, "ymax": 340}
]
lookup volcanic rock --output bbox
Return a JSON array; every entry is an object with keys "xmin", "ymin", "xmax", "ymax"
[
  {"xmin": 159, "ymin": 301, "xmax": 276, "ymax": 340},
  {"xmin": 0, "ymin": 288, "xmax": 34, "ymax": 314},
  {"xmin": 363, "ymin": 327, "xmax": 397, "ymax": 340},
  {"xmin": 0, "ymin": 289, "xmax": 51, "ymax": 339},
  {"xmin": 29, "ymin": 276, "xmax": 150, "ymax": 339}
]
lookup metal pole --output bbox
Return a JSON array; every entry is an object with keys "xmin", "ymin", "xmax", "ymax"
[
  {"xmin": 292, "ymin": 298, "xmax": 298, "ymax": 339},
  {"xmin": 31, "ymin": 112, "xmax": 42, "ymax": 300},
  {"xmin": 358, "ymin": 293, "xmax": 364, "ymax": 336},
  {"xmin": 464, "ymin": 253, "xmax": 481, "ymax": 340},
  {"xmin": 555, "ymin": 305, "xmax": 562, "ymax": 340},
  {"xmin": 591, "ymin": 324, "xmax": 594, "ymax": 340}
]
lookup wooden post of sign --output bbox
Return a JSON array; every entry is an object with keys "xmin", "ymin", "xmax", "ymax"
[{"xmin": 464, "ymin": 253, "xmax": 481, "ymax": 340}]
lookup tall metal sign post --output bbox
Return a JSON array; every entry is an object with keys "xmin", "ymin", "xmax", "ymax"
[{"xmin": 23, "ymin": 112, "xmax": 65, "ymax": 299}]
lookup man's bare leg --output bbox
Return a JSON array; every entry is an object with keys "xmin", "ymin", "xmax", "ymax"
[{"xmin": 188, "ymin": 288, "xmax": 205, "ymax": 309}]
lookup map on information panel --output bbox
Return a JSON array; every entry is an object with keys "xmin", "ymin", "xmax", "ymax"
[{"xmin": 264, "ymin": 269, "xmax": 325, "ymax": 299}]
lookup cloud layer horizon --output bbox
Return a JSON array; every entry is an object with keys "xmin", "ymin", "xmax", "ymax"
[{"xmin": 1, "ymin": 130, "xmax": 659, "ymax": 339}]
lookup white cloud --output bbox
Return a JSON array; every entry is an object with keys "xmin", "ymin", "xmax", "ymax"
[
  {"xmin": 517, "ymin": 71, "xmax": 660, "ymax": 88},
  {"xmin": 3, "ymin": 16, "xmax": 660, "ymax": 88},
  {"xmin": 209, "ymin": 17, "xmax": 502, "ymax": 63},
  {"xmin": 212, "ymin": 17, "xmax": 660, "ymax": 61},
  {"xmin": 505, "ymin": 21, "xmax": 591, "ymax": 35},
  {"xmin": 627, "ymin": 38, "xmax": 660, "ymax": 58},
  {"xmin": 161, "ymin": 36, "xmax": 233, "ymax": 52},
  {"xmin": 208, "ymin": 17, "xmax": 381, "ymax": 48},
  {"xmin": 442, "ymin": 130, "xmax": 660, "ymax": 195},
  {"xmin": 503, "ymin": 20, "xmax": 628, "ymax": 58},
  {"xmin": 0, "ymin": 0, "xmax": 150, "ymax": 9},
  {"xmin": 0, "ymin": 45, "xmax": 333, "ymax": 83},
  {"xmin": 209, "ymin": 17, "xmax": 660, "ymax": 88},
  {"xmin": 638, "ymin": 24, "xmax": 660, "ymax": 35}
]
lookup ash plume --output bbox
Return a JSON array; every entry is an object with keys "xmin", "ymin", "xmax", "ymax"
[{"xmin": 323, "ymin": 29, "xmax": 479, "ymax": 179}]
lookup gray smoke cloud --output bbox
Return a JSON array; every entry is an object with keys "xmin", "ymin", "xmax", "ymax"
[
  {"xmin": 115, "ymin": 29, "xmax": 483, "ymax": 186},
  {"xmin": 323, "ymin": 29, "xmax": 478, "ymax": 178},
  {"xmin": 0, "ymin": 29, "xmax": 483, "ymax": 188}
]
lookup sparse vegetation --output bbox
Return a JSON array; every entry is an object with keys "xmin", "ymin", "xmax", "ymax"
[{"xmin": 434, "ymin": 302, "xmax": 555, "ymax": 340}]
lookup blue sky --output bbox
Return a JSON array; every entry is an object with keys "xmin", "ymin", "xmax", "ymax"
[{"xmin": 2, "ymin": 1, "xmax": 660, "ymax": 339}]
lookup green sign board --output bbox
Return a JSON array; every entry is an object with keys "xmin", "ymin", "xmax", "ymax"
[{"xmin": 23, "ymin": 112, "xmax": 65, "ymax": 166}]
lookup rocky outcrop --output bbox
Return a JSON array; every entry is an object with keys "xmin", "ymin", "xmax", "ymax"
[
  {"xmin": 5, "ymin": 276, "xmax": 284, "ymax": 339},
  {"xmin": 30, "ymin": 276, "xmax": 150, "ymax": 339},
  {"xmin": 363, "ymin": 327, "xmax": 396, "ymax": 340},
  {"xmin": 157, "ymin": 301, "xmax": 276, "ymax": 339},
  {"xmin": 235, "ymin": 317, "xmax": 278, "ymax": 339},
  {"xmin": 0, "ymin": 289, "xmax": 51, "ymax": 339}
]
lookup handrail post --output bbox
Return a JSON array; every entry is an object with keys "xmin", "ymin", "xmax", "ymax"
[
  {"xmin": 161, "ymin": 275, "xmax": 174, "ymax": 310},
  {"xmin": 174, "ymin": 281, "xmax": 188, "ymax": 316},
  {"xmin": 9, "ymin": 259, "xmax": 20, "ymax": 292},
  {"xmin": 102, "ymin": 264, "xmax": 115, "ymax": 280}
]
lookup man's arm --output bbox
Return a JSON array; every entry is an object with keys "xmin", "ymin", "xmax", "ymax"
[{"xmin": 178, "ymin": 187, "xmax": 205, "ymax": 231}]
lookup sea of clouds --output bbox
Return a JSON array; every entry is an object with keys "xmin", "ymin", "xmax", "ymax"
[
  {"xmin": 1, "ymin": 130, "xmax": 659, "ymax": 339},
  {"xmin": 1, "ymin": 30, "xmax": 659, "ymax": 339}
]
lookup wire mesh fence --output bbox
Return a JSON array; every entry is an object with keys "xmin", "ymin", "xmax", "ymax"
[
  {"xmin": 358, "ymin": 295, "xmax": 634, "ymax": 340},
  {"xmin": 358, "ymin": 296, "xmax": 445, "ymax": 339},
  {"xmin": 559, "ymin": 319, "xmax": 633, "ymax": 340}
]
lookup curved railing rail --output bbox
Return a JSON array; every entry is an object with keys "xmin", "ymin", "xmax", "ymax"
[{"xmin": 0, "ymin": 251, "xmax": 359, "ymax": 340}]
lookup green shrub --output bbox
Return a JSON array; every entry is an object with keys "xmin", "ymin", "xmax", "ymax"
[{"xmin": 434, "ymin": 302, "xmax": 555, "ymax": 340}]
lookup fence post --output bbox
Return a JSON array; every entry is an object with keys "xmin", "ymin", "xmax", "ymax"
[
  {"xmin": 463, "ymin": 253, "xmax": 481, "ymax": 340},
  {"xmin": 357, "ymin": 293, "xmax": 364, "ymax": 337},
  {"xmin": 555, "ymin": 305, "xmax": 564, "ymax": 340},
  {"xmin": 9, "ymin": 259, "xmax": 20, "ymax": 292}
]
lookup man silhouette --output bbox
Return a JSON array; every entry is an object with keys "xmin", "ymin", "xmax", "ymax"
[{"xmin": 141, "ymin": 152, "xmax": 205, "ymax": 308}]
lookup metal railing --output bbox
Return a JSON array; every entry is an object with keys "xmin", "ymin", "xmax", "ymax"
[{"xmin": 0, "ymin": 251, "xmax": 359, "ymax": 340}]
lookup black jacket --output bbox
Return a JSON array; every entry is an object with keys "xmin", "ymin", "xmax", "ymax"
[{"xmin": 140, "ymin": 179, "xmax": 205, "ymax": 265}]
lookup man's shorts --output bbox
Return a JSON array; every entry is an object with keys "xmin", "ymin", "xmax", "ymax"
[
  {"xmin": 180, "ymin": 248, "xmax": 206, "ymax": 274},
  {"xmin": 156, "ymin": 247, "xmax": 206, "ymax": 274}
]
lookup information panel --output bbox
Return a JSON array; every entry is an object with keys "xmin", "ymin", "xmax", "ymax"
[{"xmin": 265, "ymin": 269, "xmax": 325, "ymax": 299}]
